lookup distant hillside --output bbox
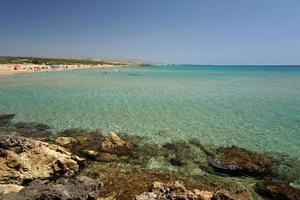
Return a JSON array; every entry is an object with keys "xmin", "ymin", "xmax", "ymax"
[{"xmin": 0, "ymin": 56, "xmax": 123, "ymax": 65}]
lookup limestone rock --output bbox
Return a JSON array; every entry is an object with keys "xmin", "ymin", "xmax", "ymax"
[
  {"xmin": 0, "ymin": 184, "xmax": 24, "ymax": 195},
  {"xmin": 213, "ymin": 188, "xmax": 252, "ymax": 200},
  {"xmin": 135, "ymin": 181, "xmax": 204, "ymax": 200},
  {"xmin": 1, "ymin": 176, "xmax": 102, "ymax": 200},
  {"xmin": 194, "ymin": 189, "xmax": 213, "ymax": 200},
  {"xmin": 98, "ymin": 152, "xmax": 118, "ymax": 162},
  {"xmin": 81, "ymin": 149, "xmax": 99, "ymax": 160},
  {"xmin": 99, "ymin": 132, "xmax": 132, "ymax": 156},
  {"xmin": 0, "ymin": 134, "xmax": 82, "ymax": 184},
  {"xmin": 135, "ymin": 181, "xmax": 253, "ymax": 200},
  {"xmin": 55, "ymin": 136, "xmax": 77, "ymax": 146}
]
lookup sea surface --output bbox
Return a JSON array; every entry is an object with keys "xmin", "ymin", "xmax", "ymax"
[{"xmin": 0, "ymin": 66, "xmax": 300, "ymax": 158}]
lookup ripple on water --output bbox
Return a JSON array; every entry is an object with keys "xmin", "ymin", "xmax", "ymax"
[{"xmin": 0, "ymin": 66, "xmax": 300, "ymax": 158}]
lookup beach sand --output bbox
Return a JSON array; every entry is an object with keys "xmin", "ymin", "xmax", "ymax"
[{"xmin": 0, "ymin": 63, "xmax": 137, "ymax": 76}]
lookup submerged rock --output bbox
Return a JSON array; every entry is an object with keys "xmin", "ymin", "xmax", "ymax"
[
  {"xmin": 100, "ymin": 132, "xmax": 133, "ymax": 156},
  {"xmin": 270, "ymin": 154, "xmax": 300, "ymax": 184},
  {"xmin": 162, "ymin": 141, "xmax": 208, "ymax": 168},
  {"xmin": 0, "ymin": 114, "xmax": 15, "ymax": 126},
  {"xmin": 256, "ymin": 181, "xmax": 300, "ymax": 200},
  {"xmin": 1, "ymin": 176, "xmax": 102, "ymax": 200},
  {"xmin": 14, "ymin": 122, "xmax": 51, "ymax": 138},
  {"xmin": 208, "ymin": 146, "xmax": 272, "ymax": 177},
  {"xmin": 163, "ymin": 142, "xmax": 191, "ymax": 166},
  {"xmin": 0, "ymin": 134, "xmax": 83, "ymax": 184}
]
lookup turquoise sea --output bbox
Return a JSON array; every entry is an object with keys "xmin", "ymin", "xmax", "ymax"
[{"xmin": 0, "ymin": 66, "xmax": 300, "ymax": 158}]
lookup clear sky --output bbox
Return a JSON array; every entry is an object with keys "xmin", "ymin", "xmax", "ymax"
[{"xmin": 1, "ymin": 0, "xmax": 300, "ymax": 64}]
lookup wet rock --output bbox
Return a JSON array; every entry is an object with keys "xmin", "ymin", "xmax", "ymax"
[
  {"xmin": 135, "ymin": 181, "xmax": 203, "ymax": 200},
  {"xmin": 0, "ymin": 134, "xmax": 82, "ymax": 184},
  {"xmin": 98, "ymin": 152, "xmax": 118, "ymax": 162},
  {"xmin": 212, "ymin": 188, "xmax": 252, "ymax": 200},
  {"xmin": 162, "ymin": 141, "xmax": 208, "ymax": 167},
  {"xmin": 100, "ymin": 132, "xmax": 133, "ymax": 156},
  {"xmin": 1, "ymin": 176, "xmax": 102, "ymax": 200},
  {"xmin": 0, "ymin": 114, "xmax": 15, "ymax": 126},
  {"xmin": 135, "ymin": 181, "xmax": 253, "ymax": 200},
  {"xmin": 81, "ymin": 149, "xmax": 99, "ymax": 160},
  {"xmin": 208, "ymin": 146, "xmax": 272, "ymax": 177},
  {"xmin": 256, "ymin": 181, "xmax": 300, "ymax": 200},
  {"xmin": 163, "ymin": 142, "xmax": 192, "ymax": 166},
  {"xmin": 55, "ymin": 136, "xmax": 77, "ymax": 146},
  {"xmin": 0, "ymin": 184, "xmax": 24, "ymax": 195},
  {"xmin": 270, "ymin": 154, "xmax": 300, "ymax": 183}
]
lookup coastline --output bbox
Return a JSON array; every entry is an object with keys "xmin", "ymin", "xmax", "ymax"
[
  {"xmin": 0, "ymin": 63, "xmax": 142, "ymax": 76},
  {"xmin": 0, "ymin": 113, "xmax": 299, "ymax": 199}
]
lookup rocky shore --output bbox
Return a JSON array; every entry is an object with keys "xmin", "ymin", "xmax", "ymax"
[{"xmin": 0, "ymin": 113, "xmax": 300, "ymax": 200}]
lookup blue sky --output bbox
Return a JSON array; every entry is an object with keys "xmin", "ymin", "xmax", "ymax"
[{"xmin": 1, "ymin": 0, "xmax": 300, "ymax": 64}]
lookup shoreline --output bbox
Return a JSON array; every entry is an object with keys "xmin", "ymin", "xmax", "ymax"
[
  {"xmin": 0, "ymin": 63, "xmax": 143, "ymax": 76},
  {"xmin": 0, "ymin": 113, "xmax": 299, "ymax": 199}
]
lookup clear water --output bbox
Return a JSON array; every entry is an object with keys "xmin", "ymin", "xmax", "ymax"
[{"xmin": 0, "ymin": 66, "xmax": 300, "ymax": 158}]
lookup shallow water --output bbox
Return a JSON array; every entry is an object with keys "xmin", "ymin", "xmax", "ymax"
[{"xmin": 0, "ymin": 66, "xmax": 300, "ymax": 158}]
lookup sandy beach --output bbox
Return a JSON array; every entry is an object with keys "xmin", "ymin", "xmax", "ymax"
[{"xmin": 0, "ymin": 63, "xmax": 138, "ymax": 76}]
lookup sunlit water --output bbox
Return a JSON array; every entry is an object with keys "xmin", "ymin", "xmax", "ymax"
[{"xmin": 0, "ymin": 66, "xmax": 300, "ymax": 157}]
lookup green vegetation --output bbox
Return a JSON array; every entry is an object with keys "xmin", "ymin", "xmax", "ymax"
[{"xmin": 0, "ymin": 56, "xmax": 120, "ymax": 65}]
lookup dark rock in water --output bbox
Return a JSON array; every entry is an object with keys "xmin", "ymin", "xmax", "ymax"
[
  {"xmin": 162, "ymin": 141, "xmax": 207, "ymax": 167},
  {"xmin": 163, "ymin": 141, "xmax": 191, "ymax": 166},
  {"xmin": 208, "ymin": 146, "xmax": 272, "ymax": 177},
  {"xmin": 0, "ymin": 134, "xmax": 83, "ymax": 184},
  {"xmin": 0, "ymin": 114, "xmax": 15, "ymax": 126},
  {"xmin": 14, "ymin": 122, "xmax": 51, "ymax": 138},
  {"xmin": 170, "ymin": 157, "xmax": 186, "ymax": 166},
  {"xmin": 270, "ymin": 154, "xmax": 300, "ymax": 183},
  {"xmin": 1, "ymin": 176, "xmax": 102, "ymax": 200},
  {"xmin": 256, "ymin": 181, "xmax": 300, "ymax": 200}
]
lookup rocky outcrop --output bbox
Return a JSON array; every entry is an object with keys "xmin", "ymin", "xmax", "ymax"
[
  {"xmin": 135, "ymin": 181, "xmax": 203, "ymax": 200},
  {"xmin": 100, "ymin": 132, "xmax": 133, "ymax": 155},
  {"xmin": 81, "ymin": 149, "xmax": 99, "ymax": 160},
  {"xmin": 208, "ymin": 146, "xmax": 272, "ymax": 177},
  {"xmin": 1, "ymin": 176, "xmax": 102, "ymax": 200},
  {"xmin": 55, "ymin": 136, "xmax": 77, "ymax": 146},
  {"xmin": 0, "ymin": 184, "xmax": 24, "ymax": 195},
  {"xmin": 0, "ymin": 134, "xmax": 83, "ymax": 184},
  {"xmin": 213, "ymin": 188, "xmax": 253, "ymax": 200},
  {"xmin": 135, "ymin": 181, "xmax": 253, "ymax": 200},
  {"xmin": 99, "ymin": 132, "xmax": 133, "ymax": 161},
  {"xmin": 256, "ymin": 181, "xmax": 300, "ymax": 200}
]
